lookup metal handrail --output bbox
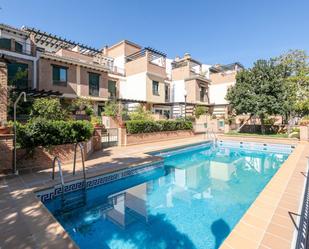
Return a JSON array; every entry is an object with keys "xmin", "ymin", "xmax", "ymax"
[
  {"xmin": 52, "ymin": 156, "xmax": 64, "ymax": 185},
  {"xmin": 51, "ymin": 156, "xmax": 65, "ymax": 202},
  {"xmin": 73, "ymin": 142, "xmax": 87, "ymax": 189},
  {"xmin": 205, "ymin": 129, "xmax": 218, "ymax": 145}
]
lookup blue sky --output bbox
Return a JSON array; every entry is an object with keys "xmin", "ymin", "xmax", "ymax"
[{"xmin": 1, "ymin": 0, "xmax": 308, "ymax": 67}]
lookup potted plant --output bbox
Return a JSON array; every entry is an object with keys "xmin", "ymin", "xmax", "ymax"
[
  {"xmin": 91, "ymin": 116, "xmax": 103, "ymax": 128},
  {"xmin": 0, "ymin": 121, "xmax": 12, "ymax": 134}
]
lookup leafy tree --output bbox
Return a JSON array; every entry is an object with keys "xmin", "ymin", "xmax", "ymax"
[
  {"xmin": 226, "ymin": 59, "xmax": 288, "ymax": 132},
  {"xmin": 30, "ymin": 98, "xmax": 68, "ymax": 120},
  {"xmin": 129, "ymin": 104, "xmax": 153, "ymax": 121},
  {"xmin": 195, "ymin": 105, "xmax": 208, "ymax": 118},
  {"xmin": 68, "ymin": 97, "xmax": 94, "ymax": 116},
  {"xmin": 103, "ymin": 101, "xmax": 119, "ymax": 118},
  {"xmin": 276, "ymin": 50, "xmax": 309, "ymax": 117}
]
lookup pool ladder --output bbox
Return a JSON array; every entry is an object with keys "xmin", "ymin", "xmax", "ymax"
[
  {"xmin": 52, "ymin": 142, "xmax": 87, "ymax": 212},
  {"xmin": 205, "ymin": 129, "xmax": 218, "ymax": 146}
]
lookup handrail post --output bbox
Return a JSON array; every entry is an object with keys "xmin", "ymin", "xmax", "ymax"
[
  {"xmin": 13, "ymin": 91, "xmax": 27, "ymax": 175},
  {"xmin": 52, "ymin": 156, "xmax": 64, "ymax": 186}
]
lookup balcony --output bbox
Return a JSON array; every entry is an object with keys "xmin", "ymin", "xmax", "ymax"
[
  {"xmin": 0, "ymin": 39, "xmax": 35, "ymax": 56},
  {"xmin": 89, "ymin": 87, "xmax": 99, "ymax": 97},
  {"xmin": 125, "ymin": 47, "xmax": 167, "ymax": 77}
]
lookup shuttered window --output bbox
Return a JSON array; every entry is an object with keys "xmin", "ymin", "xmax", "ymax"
[
  {"xmin": 89, "ymin": 72, "xmax": 100, "ymax": 96},
  {"xmin": 108, "ymin": 80, "xmax": 116, "ymax": 99}
]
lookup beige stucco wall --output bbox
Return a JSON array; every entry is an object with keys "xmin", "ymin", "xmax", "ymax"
[
  {"xmin": 38, "ymin": 58, "xmax": 111, "ymax": 99},
  {"xmin": 37, "ymin": 58, "xmax": 77, "ymax": 95},
  {"xmin": 107, "ymin": 41, "xmax": 141, "ymax": 58},
  {"xmin": 148, "ymin": 62, "xmax": 166, "ymax": 77},
  {"xmin": 56, "ymin": 49, "xmax": 93, "ymax": 63},
  {"xmin": 210, "ymin": 71, "xmax": 237, "ymax": 84},
  {"xmin": 126, "ymin": 56, "xmax": 148, "ymax": 76},
  {"xmin": 79, "ymin": 67, "xmax": 108, "ymax": 98},
  {"xmin": 146, "ymin": 74, "xmax": 166, "ymax": 103},
  {"xmin": 172, "ymin": 65, "xmax": 190, "ymax": 81}
]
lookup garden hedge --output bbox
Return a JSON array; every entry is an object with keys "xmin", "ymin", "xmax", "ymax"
[
  {"xmin": 125, "ymin": 120, "xmax": 193, "ymax": 134},
  {"xmin": 16, "ymin": 118, "xmax": 94, "ymax": 149}
]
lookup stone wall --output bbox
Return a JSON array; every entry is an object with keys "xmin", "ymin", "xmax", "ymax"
[{"xmin": 0, "ymin": 63, "xmax": 8, "ymax": 123}]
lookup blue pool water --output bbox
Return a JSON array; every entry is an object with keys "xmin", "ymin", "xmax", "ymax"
[{"xmin": 44, "ymin": 141, "xmax": 291, "ymax": 249}]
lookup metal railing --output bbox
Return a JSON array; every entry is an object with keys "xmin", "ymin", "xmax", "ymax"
[
  {"xmin": 295, "ymin": 159, "xmax": 309, "ymax": 249},
  {"xmin": 52, "ymin": 156, "xmax": 65, "ymax": 201},
  {"xmin": 205, "ymin": 129, "xmax": 218, "ymax": 145},
  {"xmin": 72, "ymin": 142, "xmax": 87, "ymax": 189},
  {"xmin": 51, "ymin": 142, "xmax": 87, "ymax": 210}
]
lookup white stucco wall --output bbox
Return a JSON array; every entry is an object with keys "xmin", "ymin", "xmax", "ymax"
[
  {"xmin": 113, "ymin": 56, "xmax": 126, "ymax": 69},
  {"xmin": 171, "ymin": 80, "xmax": 185, "ymax": 102},
  {"xmin": 119, "ymin": 72, "xmax": 147, "ymax": 101},
  {"xmin": 166, "ymin": 58, "xmax": 173, "ymax": 80},
  {"xmin": 209, "ymin": 82, "xmax": 234, "ymax": 105}
]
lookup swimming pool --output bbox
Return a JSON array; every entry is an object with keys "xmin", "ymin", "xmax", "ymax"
[{"xmin": 43, "ymin": 141, "xmax": 293, "ymax": 249}]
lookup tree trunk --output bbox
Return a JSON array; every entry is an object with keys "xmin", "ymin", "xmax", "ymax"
[
  {"xmin": 260, "ymin": 114, "xmax": 265, "ymax": 135},
  {"xmin": 237, "ymin": 114, "xmax": 253, "ymax": 132}
]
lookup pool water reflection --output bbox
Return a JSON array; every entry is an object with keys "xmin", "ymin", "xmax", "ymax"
[{"xmin": 45, "ymin": 143, "xmax": 290, "ymax": 249}]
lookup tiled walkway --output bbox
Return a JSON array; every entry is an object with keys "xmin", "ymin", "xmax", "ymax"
[{"xmin": 0, "ymin": 135, "xmax": 307, "ymax": 249}]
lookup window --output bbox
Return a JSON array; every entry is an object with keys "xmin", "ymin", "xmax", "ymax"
[
  {"xmin": 15, "ymin": 42, "xmax": 23, "ymax": 53},
  {"xmin": 0, "ymin": 38, "xmax": 11, "ymax": 50},
  {"xmin": 8, "ymin": 63, "xmax": 28, "ymax": 89},
  {"xmin": 165, "ymin": 85, "xmax": 169, "ymax": 102},
  {"xmin": 152, "ymin": 81, "xmax": 159, "ymax": 95},
  {"xmin": 89, "ymin": 72, "xmax": 100, "ymax": 96},
  {"xmin": 108, "ymin": 80, "xmax": 116, "ymax": 99},
  {"xmin": 52, "ymin": 65, "xmax": 67, "ymax": 86},
  {"xmin": 200, "ymin": 86, "xmax": 206, "ymax": 101}
]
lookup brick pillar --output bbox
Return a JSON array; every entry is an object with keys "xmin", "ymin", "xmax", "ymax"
[
  {"xmin": 118, "ymin": 127, "xmax": 127, "ymax": 146},
  {"xmin": 0, "ymin": 134, "xmax": 13, "ymax": 173},
  {"xmin": 0, "ymin": 62, "xmax": 8, "ymax": 124},
  {"xmin": 92, "ymin": 128, "xmax": 102, "ymax": 151}
]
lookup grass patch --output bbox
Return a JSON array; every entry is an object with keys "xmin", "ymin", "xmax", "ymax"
[{"xmin": 225, "ymin": 131, "xmax": 289, "ymax": 138}]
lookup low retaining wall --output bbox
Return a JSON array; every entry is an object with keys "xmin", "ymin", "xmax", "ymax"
[
  {"xmin": 0, "ymin": 129, "xmax": 102, "ymax": 174},
  {"xmin": 0, "ymin": 134, "xmax": 14, "ymax": 173},
  {"xmin": 126, "ymin": 130, "xmax": 195, "ymax": 146},
  {"xmin": 16, "ymin": 139, "xmax": 94, "ymax": 173}
]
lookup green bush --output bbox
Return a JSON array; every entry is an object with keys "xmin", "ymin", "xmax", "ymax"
[
  {"xmin": 125, "ymin": 120, "xmax": 193, "ymax": 134},
  {"xmin": 195, "ymin": 106, "xmax": 208, "ymax": 118},
  {"xmin": 31, "ymin": 98, "xmax": 68, "ymax": 120},
  {"xmin": 129, "ymin": 105, "xmax": 153, "ymax": 121},
  {"xmin": 16, "ymin": 118, "xmax": 93, "ymax": 149}
]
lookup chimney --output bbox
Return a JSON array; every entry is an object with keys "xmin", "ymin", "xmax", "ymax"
[
  {"xmin": 72, "ymin": 45, "xmax": 80, "ymax": 52},
  {"xmin": 184, "ymin": 53, "xmax": 191, "ymax": 59},
  {"xmin": 102, "ymin": 45, "xmax": 108, "ymax": 55}
]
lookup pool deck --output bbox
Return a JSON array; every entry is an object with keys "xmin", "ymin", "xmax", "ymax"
[{"xmin": 0, "ymin": 135, "xmax": 308, "ymax": 249}]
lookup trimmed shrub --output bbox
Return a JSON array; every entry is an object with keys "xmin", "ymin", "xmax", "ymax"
[
  {"xmin": 125, "ymin": 120, "xmax": 193, "ymax": 134},
  {"xmin": 31, "ymin": 98, "xmax": 68, "ymax": 120},
  {"xmin": 16, "ymin": 118, "xmax": 93, "ymax": 149}
]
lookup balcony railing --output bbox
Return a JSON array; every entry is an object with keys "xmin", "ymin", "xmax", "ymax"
[
  {"xmin": 108, "ymin": 65, "xmax": 125, "ymax": 76},
  {"xmin": 0, "ymin": 40, "xmax": 34, "ymax": 56},
  {"xmin": 89, "ymin": 87, "xmax": 99, "ymax": 97}
]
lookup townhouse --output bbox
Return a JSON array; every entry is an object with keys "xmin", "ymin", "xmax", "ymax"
[
  {"xmin": 105, "ymin": 40, "xmax": 171, "ymax": 118},
  {"xmin": 169, "ymin": 53, "xmax": 211, "ymax": 117},
  {"xmin": 0, "ymin": 23, "xmax": 243, "ymax": 120},
  {"xmin": 208, "ymin": 63, "xmax": 243, "ymax": 117}
]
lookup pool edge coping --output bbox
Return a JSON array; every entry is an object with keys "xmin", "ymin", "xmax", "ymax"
[{"xmin": 220, "ymin": 141, "xmax": 309, "ymax": 249}]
